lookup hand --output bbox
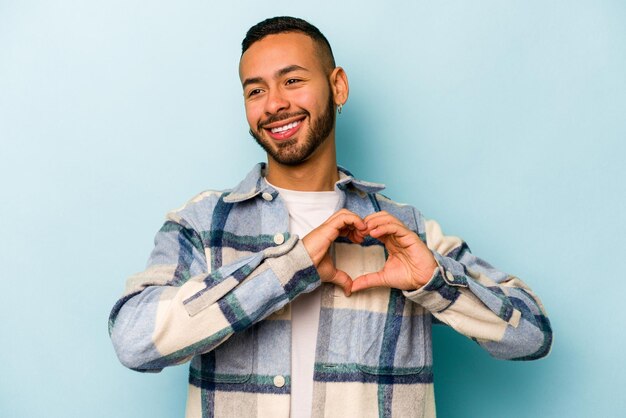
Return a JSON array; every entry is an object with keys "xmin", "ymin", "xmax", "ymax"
[
  {"xmin": 302, "ymin": 209, "xmax": 368, "ymax": 296},
  {"xmin": 351, "ymin": 211, "xmax": 438, "ymax": 293}
]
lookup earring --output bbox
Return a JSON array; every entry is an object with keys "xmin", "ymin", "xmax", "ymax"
[{"xmin": 337, "ymin": 103, "xmax": 343, "ymax": 114}]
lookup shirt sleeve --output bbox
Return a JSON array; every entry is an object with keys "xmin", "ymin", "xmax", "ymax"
[
  {"xmin": 108, "ymin": 219, "xmax": 319, "ymax": 372},
  {"xmin": 403, "ymin": 215, "xmax": 553, "ymax": 361}
]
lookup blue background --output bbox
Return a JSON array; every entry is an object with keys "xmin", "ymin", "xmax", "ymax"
[{"xmin": 1, "ymin": 1, "xmax": 624, "ymax": 417}]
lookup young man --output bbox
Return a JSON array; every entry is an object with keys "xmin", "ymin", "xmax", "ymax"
[{"xmin": 109, "ymin": 17, "xmax": 552, "ymax": 418}]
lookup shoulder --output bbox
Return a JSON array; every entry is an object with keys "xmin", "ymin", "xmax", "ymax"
[
  {"xmin": 162, "ymin": 164, "xmax": 264, "ymax": 230},
  {"xmin": 165, "ymin": 188, "xmax": 232, "ymax": 231}
]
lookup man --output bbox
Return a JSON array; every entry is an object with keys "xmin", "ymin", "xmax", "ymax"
[{"xmin": 109, "ymin": 16, "xmax": 552, "ymax": 418}]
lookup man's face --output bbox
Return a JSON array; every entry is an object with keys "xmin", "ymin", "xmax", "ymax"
[{"xmin": 239, "ymin": 32, "xmax": 335, "ymax": 166}]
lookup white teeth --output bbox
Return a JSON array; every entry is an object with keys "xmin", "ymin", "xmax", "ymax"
[{"xmin": 270, "ymin": 120, "xmax": 301, "ymax": 133}]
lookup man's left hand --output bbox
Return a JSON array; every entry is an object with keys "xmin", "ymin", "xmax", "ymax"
[{"xmin": 350, "ymin": 211, "xmax": 438, "ymax": 292}]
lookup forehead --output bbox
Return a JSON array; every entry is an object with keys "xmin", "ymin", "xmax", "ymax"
[{"xmin": 239, "ymin": 32, "xmax": 323, "ymax": 81}]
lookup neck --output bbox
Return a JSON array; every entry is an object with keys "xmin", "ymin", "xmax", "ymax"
[{"xmin": 265, "ymin": 137, "xmax": 339, "ymax": 191}]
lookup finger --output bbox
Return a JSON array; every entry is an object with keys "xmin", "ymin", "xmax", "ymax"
[
  {"xmin": 328, "ymin": 211, "xmax": 367, "ymax": 232},
  {"xmin": 363, "ymin": 210, "xmax": 402, "ymax": 225},
  {"xmin": 338, "ymin": 224, "xmax": 368, "ymax": 243},
  {"xmin": 323, "ymin": 268, "xmax": 353, "ymax": 297},
  {"xmin": 322, "ymin": 214, "xmax": 367, "ymax": 243},
  {"xmin": 365, "ymin": 213, "xmax": 407, "ymax": 230},
  {"xmin": 369, "ymin": 222, "xmax": 407, "ymax": 236},
  {"xmin": 326, "ymin": 208, "xmax": 360, "ymax": 224},
  {"xmin": 362, "ymin": 210, "xmax": 388, "ymax": 222},
  {"xmin": 311, "ymin": 212, "xmax": 366, "ymax": 245},
  {"xmin": 351, "ymin": 271, "xmax": 387, "ymax": 293},
  {"xmin": 345, "ymin": 227, "xmax": 367, "ymax": 244},
  {"xmin": 368, "ymin": 223, "xmax": 417, "ymax": 247},
  {"xmin": 304, "ymin": 212, "xmax": 368, "ymax": 264},
  {"xmin": 365, "ymin": 219, "xmax": 406, "ymax": 238}
]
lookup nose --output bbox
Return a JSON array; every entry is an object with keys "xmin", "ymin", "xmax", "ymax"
[{"xmin": 264, "ymin": 88, "xmax": 289, "ymax": 115}]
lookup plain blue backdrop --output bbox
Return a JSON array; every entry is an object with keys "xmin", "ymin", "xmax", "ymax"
[{"xmin": 1, "ymin": 1, "xmax": 624, "ymax": 417}]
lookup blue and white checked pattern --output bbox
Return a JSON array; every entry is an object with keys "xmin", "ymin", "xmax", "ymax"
[{"xmin": 109, "ymin": 163, "xmax": 552, "ymax": 417}]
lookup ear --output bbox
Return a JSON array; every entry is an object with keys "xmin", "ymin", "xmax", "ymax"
[{"xmin": 329, "ymin": 66, "xmax": 349, "ymax": 107}]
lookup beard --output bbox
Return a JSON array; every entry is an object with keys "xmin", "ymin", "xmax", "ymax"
[{"xmin": 249, "ymin": 92, "xmax": 335, "ymax": 166}]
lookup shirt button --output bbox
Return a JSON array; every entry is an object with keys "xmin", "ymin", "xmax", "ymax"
[
  {"xmin": 446, "ymin": 271, "xmax": 455, "ymax": 282},
  {"xmin": 262, "ymin": 192, "xmax": 273, "ymax": 201},
  {"xmin": 273, "ymin": 375, "xmax": 286, "ymax": 388},
  {"xmin": 273, "ymin": 233, "xmax": 285, "ymax": 245}
]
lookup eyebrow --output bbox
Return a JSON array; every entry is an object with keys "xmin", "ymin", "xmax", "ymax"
[{"xmin": 242, "ymin": 64, "xmax": 309, "ymax": 89}]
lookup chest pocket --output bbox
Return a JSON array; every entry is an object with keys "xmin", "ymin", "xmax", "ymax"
[
  {"xmin": 357, "ymin": 292, "xmax": 430, "ymax": 375},
  {"xmin": 334, "ymin": 242, "xmax": 431, "ymax": 376},
  {"xmin": 190, "ymin": 323, "xmax": 255, "ymax": 384}
]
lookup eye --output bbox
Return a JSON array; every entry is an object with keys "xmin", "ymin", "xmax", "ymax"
[
  {"xmin": 286, "ymin": 78, "xmax": 301, "ymax": 85},
  {"xmin": 248, "ymin": 88, "xmax": 263, "ymax": 98}
]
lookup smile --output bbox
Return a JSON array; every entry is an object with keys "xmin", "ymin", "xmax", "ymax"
[
  {"xmin": 263, "ymin": 116, "xmax": 305, "ymax": 141},
  {"xmin": 271, "ymin": 120, "xmax": 302, "ymax": 133}
]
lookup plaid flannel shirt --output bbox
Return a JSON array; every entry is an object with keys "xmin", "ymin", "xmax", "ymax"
[{"xmin": 109, "ymin": 163, "xmax": 552, "ymax": 418}]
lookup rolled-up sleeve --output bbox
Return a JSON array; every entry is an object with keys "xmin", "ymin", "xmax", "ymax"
[
  {"xmin": 109, "ymin": 219, "xmax": 319, "ymax": 372},
  {"xmin": 404, "ymin": 216, "xmax": 552, "ymax": 361}
]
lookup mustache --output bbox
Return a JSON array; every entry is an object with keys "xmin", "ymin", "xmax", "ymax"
[{"xmin": 258, "ymin": 111, "xmax": 309, "ymax": 130}]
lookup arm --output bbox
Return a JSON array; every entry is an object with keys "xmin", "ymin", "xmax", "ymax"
[
  {"xmin": 109, "ymin": 209, "xmax": 364, "ymax": 372},
  {"xmin": 351, "ymin": 210, "xmax": 552, "ymax": 361},
  {"xmin": 108, "ymin": 218, "xmax": 319, "ymax": 372}
]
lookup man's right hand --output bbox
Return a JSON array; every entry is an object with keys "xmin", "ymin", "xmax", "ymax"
[{"xmin": 301, "ymin": 209, "xmax": 367, "ymax": 297}]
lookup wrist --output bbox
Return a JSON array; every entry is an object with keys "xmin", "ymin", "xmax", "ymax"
[
  {"xmin": 413, "ymin": 257, "xmax": 438, "ymax": 288},
  {"xmin": 301, "ymin": 235, "xmax": 323, "ymax": 266}
]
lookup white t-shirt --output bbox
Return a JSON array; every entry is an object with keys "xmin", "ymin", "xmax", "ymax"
[{"xmin": 266, "ymin": 180, "xmax": 340, "ymax": 418}]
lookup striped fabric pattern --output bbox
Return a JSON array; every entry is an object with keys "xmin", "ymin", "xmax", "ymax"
[{"xmin": 109, "ymin": 163, "xmax": 552, "ymax": 417}]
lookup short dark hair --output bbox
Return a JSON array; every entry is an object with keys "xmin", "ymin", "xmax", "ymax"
[{"xmin": 241, "ymin": 16, "xmax": 336, "ymax": 71}]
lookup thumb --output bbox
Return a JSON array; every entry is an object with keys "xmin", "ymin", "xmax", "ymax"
[
  {"xmin": 326, "ymin": 269, "xmax": 353, "ymax": 297},
  {"xmin": 351, "ymin": 271, "xmax": 386, "ymax": 293}
]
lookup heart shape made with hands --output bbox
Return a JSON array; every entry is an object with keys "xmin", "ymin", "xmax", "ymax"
[{"xmin": 302, "ymin": 209, "xmax": 438, "ymax": 297}]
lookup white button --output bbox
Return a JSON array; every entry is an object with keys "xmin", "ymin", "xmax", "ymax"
[
  {"xmin": 273, "ymin": 375, "xmax": 285, "ymax": 388},
  {"xmin": 273, "ymin": 233, "xmax": 285, "ymax": 245},
  {"xmin": 262, "ymin": 192, "xmax": 273, "ymax": 201},
  {"xmin": 446, "ymin": 271, "xmax": 455, "ymax": 282}
]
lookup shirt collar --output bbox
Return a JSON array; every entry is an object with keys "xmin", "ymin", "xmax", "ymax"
[{"xmin": 223, "ymin": 163, "xmax": 386, "ymax": 203}]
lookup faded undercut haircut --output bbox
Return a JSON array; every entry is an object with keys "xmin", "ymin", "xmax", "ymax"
[{"xmin": 241, "ymin": 16, "xmax": 336, "ymax": 73}]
